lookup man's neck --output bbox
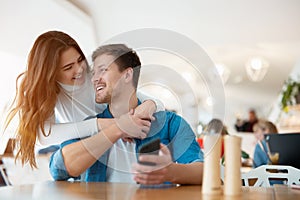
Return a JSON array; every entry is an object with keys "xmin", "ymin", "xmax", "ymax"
[{"xmin": 109, "ymin": 91, "xmax": 138, "ymax": 118}]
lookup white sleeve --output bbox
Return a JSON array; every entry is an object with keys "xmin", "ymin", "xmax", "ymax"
[
  {"xmin": 136, "ymin": 91, "xmax": 165, "ymax": 112},
  {"xmin": 38, "ymin": 118, "xmax": 98, "ymax": 146}
]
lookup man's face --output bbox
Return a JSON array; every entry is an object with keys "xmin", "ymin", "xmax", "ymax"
[{"xmin": 92, "ymin": 54, "xmax": 125, "ymax": 104}]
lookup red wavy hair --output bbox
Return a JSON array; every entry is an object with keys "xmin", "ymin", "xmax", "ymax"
[{"xmin": 5, "ymin": 31, "xmax": 86, "ymax": 168}]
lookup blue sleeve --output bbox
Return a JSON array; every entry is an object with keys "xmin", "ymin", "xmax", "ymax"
[
  {"xmin": 168, "ymin": 113, "xmax": 204, "ymax": 163},
  {"xmin": 49, "ymin": 138, "xmax": 81, "ymax": 181},
  {"xmin": 253, "ymin": 142, "xmax": 268, "ymax": 168}
]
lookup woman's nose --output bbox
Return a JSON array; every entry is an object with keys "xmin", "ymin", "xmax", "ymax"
[
  {"xmin": 79, "ymin": 63, "xmax": 84, "ymax": 72},
  {"xmin": 75, "ymin": 62, "xmax": 84, "ymax": 74}
]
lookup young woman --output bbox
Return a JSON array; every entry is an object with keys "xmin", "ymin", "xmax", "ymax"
[
  {"xmin": 5, "ymin": 31, "xmax": 160, "ymax": 168},
  {"xmin": 252, "ymin": 120, "xmax": 278, "ymax": 167}
]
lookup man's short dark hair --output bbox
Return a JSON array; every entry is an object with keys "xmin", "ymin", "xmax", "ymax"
[{"xmin": 92, "ymin": 44, "xmax": 141, "ymax": 89}]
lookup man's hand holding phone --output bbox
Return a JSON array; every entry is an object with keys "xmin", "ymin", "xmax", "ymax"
[
  {"xmin": 137, "ymin": 138, "xmax": 160, "ymax": 166},
  {"xmin": 133, "ymin": 140, "xmax": 173, "ymax": 185}
]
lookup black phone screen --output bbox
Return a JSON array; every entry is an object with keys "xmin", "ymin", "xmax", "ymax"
[{"xmin": 138, "ymin": 138, "xmax": 160, "ymax": 166}]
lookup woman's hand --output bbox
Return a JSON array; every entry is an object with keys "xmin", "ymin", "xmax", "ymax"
[
  {"xmin": 132, "ymin": 144, "xmax": 173, "ymax": 185},
  {"xmin": 115, "ymin": 109, "xmax": 151, "ymax": 139},
  {"xmin": 135, "ymin": 100, "xmax": 156, "ymax": 121}
]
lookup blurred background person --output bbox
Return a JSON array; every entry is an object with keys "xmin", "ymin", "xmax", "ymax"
[
  {"xmin": 252, "ymin": 120, "xmax": 278, "ymax": 168},
  {"xmin": 235, "ymin": 109, "xmax": 259, "ymax": 132}
]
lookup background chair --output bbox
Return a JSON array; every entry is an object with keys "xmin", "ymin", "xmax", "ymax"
[
  {"xmin": 221, "ymin": 164, "xmax": 300, "ymax": 187},
  {"xmin": 0, "ymin": 158, "xmax": 11, "ymax": 186},
  {"xmin": 241, "ymin": 165, "xmax": 300, "ymax": 187}
]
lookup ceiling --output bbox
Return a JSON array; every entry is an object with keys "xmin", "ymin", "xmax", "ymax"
[{"xmin": 1, "ymin": 0, "xmax": 300, "ymax": 132}]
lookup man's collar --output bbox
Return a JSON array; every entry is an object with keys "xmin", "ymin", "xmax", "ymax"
[{"xmin": 105, "ymin": 98, "xmax": 141, "ymax": 118}]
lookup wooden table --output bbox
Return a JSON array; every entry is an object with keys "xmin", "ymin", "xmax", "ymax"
[{"xmin": 0, "ymin": 181, "xmax": 299, "ymax": 200}]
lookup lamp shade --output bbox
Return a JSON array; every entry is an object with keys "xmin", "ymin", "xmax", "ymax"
[{"xmin": 245, "ymin": 57, "xmax": 269, "ymax": 82}]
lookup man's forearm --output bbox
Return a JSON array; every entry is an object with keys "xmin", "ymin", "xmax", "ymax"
[
  {"xmin": 62, "ymin": 124, "xmax": 123, "ymax": 177},
  {"xmin": 166, "ymin": 162, "xmax": 203, "ymax": 185}
]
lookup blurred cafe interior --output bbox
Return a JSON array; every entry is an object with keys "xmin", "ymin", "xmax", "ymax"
[{"xmin": 1, "ymin": 0, "xmax": 300, "ymax": 199}]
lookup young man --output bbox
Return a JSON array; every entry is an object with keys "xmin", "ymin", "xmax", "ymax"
[{"xmin": 49, "ymin": 44, "xmax": 203, "ymax": 185}]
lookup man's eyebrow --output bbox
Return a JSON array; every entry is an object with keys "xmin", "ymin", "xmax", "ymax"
[{"xmin": 94, "ymin": 64, "xmax": 107, "ymax": 69}]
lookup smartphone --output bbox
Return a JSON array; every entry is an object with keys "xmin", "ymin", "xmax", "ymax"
[{"xmin": 138, "ymin": 138, "xmax": 160, "ymax": 166}]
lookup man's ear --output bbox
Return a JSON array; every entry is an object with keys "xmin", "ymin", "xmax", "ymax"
[{"xmin": 124, "ymin": 68, "xmax": 133, "ymax": 83}]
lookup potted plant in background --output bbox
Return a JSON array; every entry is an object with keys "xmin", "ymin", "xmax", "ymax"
[{"xmin": 280, "ymin": 77, "xmax": 300, "ymax": 112}]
